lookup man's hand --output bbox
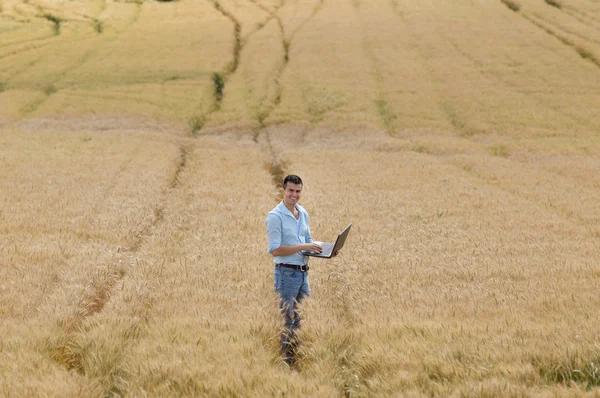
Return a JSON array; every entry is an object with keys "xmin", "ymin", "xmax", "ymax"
[{"xmin": 303, "ymin": 243, "xmax": 323, "ymax": 253}]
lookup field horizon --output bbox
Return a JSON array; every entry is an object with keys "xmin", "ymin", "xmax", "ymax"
[{"xmin": 2, "ymin": 0, "xmax": 600, "ymax": 396}]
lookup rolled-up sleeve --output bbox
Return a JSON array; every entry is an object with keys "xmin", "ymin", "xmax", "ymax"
[{"xmin": 266, "ymin": 213, "xmax": 281, "ymax": 254}]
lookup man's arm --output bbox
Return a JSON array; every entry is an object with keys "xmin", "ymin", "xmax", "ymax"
[
  {"xmin": 266, "ymin": 213, "xmax": 282, "ymax": 254},
  {"xmin": 267, "ymin": 212, "xmax": 322, "ymax": 257},
  {"xmin": 271, "ymin": 243, "xmax": 322, "ymax": 257}
]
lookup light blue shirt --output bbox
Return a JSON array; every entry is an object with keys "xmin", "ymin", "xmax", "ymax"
[{"xmin": 266, "ymin": 201, "xmax": 313, "ymax": 266}]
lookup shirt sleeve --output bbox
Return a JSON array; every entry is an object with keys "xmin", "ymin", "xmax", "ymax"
[
  {"xmin": 305, "ymin": 213, "xmax": 313, "ymax": 244},
  {"xmin": 266, "ymin": 213, "xmax": 282, "ymax": 254}
]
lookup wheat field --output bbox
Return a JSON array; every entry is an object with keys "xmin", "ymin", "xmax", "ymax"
[{"xmin": 1, "ymin": 0, "xmax": 600, "ymax": 396}]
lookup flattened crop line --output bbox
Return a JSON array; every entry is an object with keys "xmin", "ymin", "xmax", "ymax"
[
  {"xmin": 267, "ymin": 156, "xmax": 288, "ymax": 193},
  {"xmin": 0, "ymin": 31, "xmax": 57, "ymax": 50},
  {"xmin": 543, "ymin": 0, "xmax": 562, "ymax": 9},
  {"xmin": 210, "ymin": 0, "xmax": 241, "ymax": 74},
  {"xmin": 500, "ymin": 0, "xmax": 520, "ymax": 12},
  {"xmin": 439, "ymin": 28, "xmax": 595, "ymax": 131},
  {"xmin": 46, "ymin": 137, "xmax": 191, "ymax": 394},
  {"xmin": 565, "ymin": 5, "xmax": 600, "ymax": 25},
  {"xmin": 197, "ymin": 0, "xmax": 287, "ymax": 135},
  {"xmin": 41, "ymin": 13, "xmax": 62, "ymax": 35},
  {"xmin": 531, "ymin": 9, "xmax": 600, "ymax": 46},
  {"xmin": 192, "ymin": 0, "xmax": 243, "ymax": 132},
  {"xmin": 288, "ymin": 0, "xmax": 324, "ymax": 43},
  {"xmin": 75, "ymin": 12, "xmax": 105, "ymax": 34},
  {"xmin": 19, "ymin": 1, "xmax": 143, "ymax": 116},
  {"xmin": 522, "ymin": 13, "xmax": 600, "ymax": 69},
  {"xmin": 243, "ymin": 0, "xmax": 287, "ymax": 42},
  {"xmin": 251, "ymin": 0, "xmax": 324, "ymax": 143},
  {"xmin": 562, "ymin": 7, "xmax": 600, "ymax": 29},
  {"xmin": 252, "ymin": 15, "xmax": 288, "ymax": 135},
  {"xmin": 354, "ymin": 2, "xmax": 398, "ymax": 135},
  {"xmin": 0, "ymin": 17, "xmax": 82, "ymax": 61},
  {"xmin": 129, "ymin": 146, "xmax": 191, "ymax": 252},
  {"xmin": 46, "ymin": 262, "xmax": 127, "ymax": 373},
  {"xmin": 169, "ymin": 144, "xmax": 189, "ymax": 189},
  {"xmin": 248, "ymin": 0, "xmax": 273, "ymax": 15},
  {"xmin": 498, "ymin": 0, "xmax": 600, "ymax": 69},
  {"xmin": 386, "ymin": 1, "xmax": 480, "ymax": 138}
]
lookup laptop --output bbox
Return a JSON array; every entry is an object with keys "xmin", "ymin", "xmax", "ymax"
[{"xmin": 302, "ymin": 224, "xmax": 352, "ymax": 258}]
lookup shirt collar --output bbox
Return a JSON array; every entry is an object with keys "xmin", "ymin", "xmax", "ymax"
[{"xmin": 277, "ymin": 200, "xmax": 299, "ymax": 219}]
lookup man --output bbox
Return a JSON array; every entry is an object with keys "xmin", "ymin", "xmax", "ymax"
[{"xmin": 266, "ymin": 174, "xmax": 322, "ymax": 365}]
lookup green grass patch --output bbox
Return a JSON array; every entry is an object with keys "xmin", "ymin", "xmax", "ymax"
[
  {"xmin": 441, "ymin": 101, "xmax": 477, "ymax": 136},
  {"xmin": 188, "ymin": 115, "xmax": 205, "ymax": 136},
  {"xmin": 374, "ymin": 99, "xmax": 397, "ymax": 135},
  {"xmin": 212, "ymin": 72, "xmax": 225, "ymax": 107},
  {"xmin": 303, "ymin": 88, "xmax": 346, "ymax": 123},
  {"xmin": 42, "ymin": 13, "xmax": 62, "ymax": 36},
  {"xmin": 533, "ymin": 353, "xmax": 600, "ymax": 389},
  {"xmin": 411, "ymin": 142, "xmax": 429, "ymax": 153},
  {"xmin": 44, "ymin": 84, "xmax": 57, "ymax": 96},
  {"xmin": 94, "ymin": 19, "xmax": 103, "ymax": 34},
  {"xmin": 487, "ymin": 143, "xmax": 510, "ymax": 158}
]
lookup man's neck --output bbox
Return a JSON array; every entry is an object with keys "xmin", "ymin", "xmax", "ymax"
[{"xmin": 284, "ymin": 202, "xmax": 296, "ymax": 214}]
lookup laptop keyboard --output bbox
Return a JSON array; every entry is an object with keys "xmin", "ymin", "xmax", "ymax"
[{"xmin": 320, "ymin": 242, "xmax": 334, "ymax": 256}]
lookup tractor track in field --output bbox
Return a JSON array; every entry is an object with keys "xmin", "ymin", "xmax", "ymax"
[
  {"xmin": 387, "ymin": 1, "xmax": 599, "ymax": 139},
  {"xmin": 204, "ymin": 0, "xmax": 242, "ymax": 117},
  {"xmin": 436, "ymin": 25, "xmax": 599, "ymax": 133},
  {"xmin": 46, "ymin": 140, "xmax": 192, "ymax": 389},
  {"xmin": 252, "ymin": 11, "xmax": 288, "ymax": 135},
  {"xmin": 0, "ymin": 32, "xmax": 57, "ymax": 51},
  {"xmin": 531, "ymin": 9, "xmax": 600, "ymax": 46},
  {"xmin": 498, "ymin": 0, "xmax": 600, "ymax": 70},
  {"xmin": 30, "ymin": 2, "xmax": 142, "ymax": 112},
  {"xmin": 566, "ymin": 6, "xmax": 600, "ymax": 26},
  {"xmin": 4, "ymin": 1, "xmax": 142, "ymax": 115},
  {"xmin": 200, "ymin": 0, "xmax": 324, "ymax": 139},
  {"xmin": 0, "ymin": 0, "xmax": 96, "ymax": 58},
  {"xmin": 522, "ymin": 13, "xmax": 600, "ymax": 69},
  {"xmin": 195, "ymin": 0, "xmax": 276, "ymax": 134},
  {"xmin": 0, "ymin": 29, "xmax": 78, "ymax": 62},
  {"xmin": 247, "ymin": 0, "xmax": 279, "ymax": 16},
  {"xmin": 562, "ymin": 7, "xmax": 600, "ymax": 30},
  {"xmin": 354, "ymin": 0, "xmax": 399, "ymax": 136},
  {"xmin": 384, "ymin": 1, "xmax": 471, "ymax": 138},
  {"xmin": 250, "ymin": 0, "xmax": 325, "ymax": 144}
]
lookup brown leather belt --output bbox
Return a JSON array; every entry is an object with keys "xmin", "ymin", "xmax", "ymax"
[{"xmin": 276, "ymin": 263, "xmax": 309, "ymax": 272}]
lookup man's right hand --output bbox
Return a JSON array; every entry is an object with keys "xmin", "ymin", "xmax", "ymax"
[{"xmin": 303, "ymin": 243, "xmax": 323, "ymax": 253}]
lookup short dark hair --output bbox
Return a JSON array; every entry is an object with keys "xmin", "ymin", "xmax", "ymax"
[{"xmin": 283, "ymin": 174, "xmax": 303, "ymax": 189}]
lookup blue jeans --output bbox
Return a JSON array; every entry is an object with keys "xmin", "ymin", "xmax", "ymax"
[{"xmin": 274, "ymin": 266, "xmax": 310, "ymax": 356}]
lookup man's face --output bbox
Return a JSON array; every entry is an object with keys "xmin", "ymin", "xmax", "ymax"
[{"xmin": 283, "ymin": 182, "xmax": 302, "ymax": 207}]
